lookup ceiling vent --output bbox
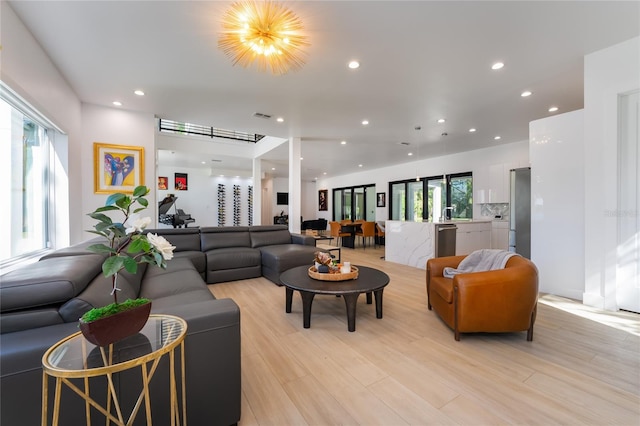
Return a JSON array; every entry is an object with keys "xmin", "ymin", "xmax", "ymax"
[{"xmin": 253, "ymin": 112, "xmax": 272, "ymax": 119}]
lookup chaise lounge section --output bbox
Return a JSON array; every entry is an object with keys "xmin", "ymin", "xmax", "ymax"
[{"xmin": 0, "ymin": 247, "xmax": 240, "ymax": 425}]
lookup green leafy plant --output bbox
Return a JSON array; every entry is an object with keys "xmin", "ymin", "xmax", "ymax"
[
  {"xmin": 81, "ymin": 185, "xmax": 175, "ymax": 323},
  {"xmin": 81, "ymin": 298, "xmax": 150, "ymax": 322}
]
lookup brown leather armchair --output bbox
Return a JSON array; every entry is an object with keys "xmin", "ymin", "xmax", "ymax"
[{"xmin": 426, "ymin": 255, "xmax": 539, "ymax": 341}]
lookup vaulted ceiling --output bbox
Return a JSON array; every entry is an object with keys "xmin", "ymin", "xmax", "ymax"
[{"xmin": 9, "ymin": 1, "xmax": 640, "ymax": 180}]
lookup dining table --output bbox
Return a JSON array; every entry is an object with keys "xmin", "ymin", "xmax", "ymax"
[{"xmin": 339, "ymin": 223, "xmax": 361, "ymax": 248}]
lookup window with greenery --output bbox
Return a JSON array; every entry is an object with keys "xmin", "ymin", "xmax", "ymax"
[
  {"xmin": 448, "ymin": 173, "xmax": 473, "ymax": 220},
  {"xmin": 332, "ymin": 184, "xmax": 375, "ymax": 221},
  {"xmin": 389, "ymin": 172, "xmax": 472, "ymax": 221},
  {"xmin": 0, "ymin": 87, "xmax": 55, "ymax": 264}
]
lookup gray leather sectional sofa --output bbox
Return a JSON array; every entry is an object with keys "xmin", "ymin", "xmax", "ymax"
[{"xmin": 0, "ymin": 225, "xmax": 317, "ymax": 425}]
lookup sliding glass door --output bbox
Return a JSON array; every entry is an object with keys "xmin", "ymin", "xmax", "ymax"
[{"xmin": 332, "ymin": 184, "xmax": 375, "ymax": 221}]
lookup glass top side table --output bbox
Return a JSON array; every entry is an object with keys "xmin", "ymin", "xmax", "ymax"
[{"xmin": 41, "ymin": 314, "xmax": 187, "ymax": 426}]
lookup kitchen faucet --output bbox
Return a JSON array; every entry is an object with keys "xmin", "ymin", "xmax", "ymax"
[{"xmin": 444, "ymin": 206, "xmax": 454, "ymax": 220}]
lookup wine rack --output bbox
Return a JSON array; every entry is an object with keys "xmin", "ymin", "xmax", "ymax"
[
  {"xmin": 248, "ymin": 185, "xmax": 253, "ymax": 226},
  {"xmin": 217, "ymin": 184, "xmax": 226, "ymax": 226},
  {"xmin": 233, "ymin": 185, "xmax": 241, "ymax": 226}
]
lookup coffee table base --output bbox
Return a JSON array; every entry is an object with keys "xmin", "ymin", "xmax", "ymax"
[{"xmin": 285, "ymin": 288, "xmax": 384, "ymax": 332}]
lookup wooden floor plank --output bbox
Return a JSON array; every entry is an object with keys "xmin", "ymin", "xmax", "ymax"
[{"xmin": 209, "ymin": 245, "xmax": 640, "ymax": 425}]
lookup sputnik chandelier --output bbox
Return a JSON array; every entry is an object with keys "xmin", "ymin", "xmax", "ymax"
[{"xmin": 218, "ymin": 1, "xmax": 309, "ymax": 75}]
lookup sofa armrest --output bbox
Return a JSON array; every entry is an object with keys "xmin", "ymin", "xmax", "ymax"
[
  {"xmin": 291, "ymin": 233, "xmax": 315, "ymax": 246},
  {"xmin": 426, "ymin": 256, "xmax": 466, "ymax": 278}
]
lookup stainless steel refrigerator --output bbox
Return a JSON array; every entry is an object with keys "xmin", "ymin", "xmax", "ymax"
[{"xmin": 509, "ymin": 168, "xmax": 531, "ymax": 258}]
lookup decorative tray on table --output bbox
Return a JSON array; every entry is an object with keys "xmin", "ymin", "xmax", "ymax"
[{"xmin": 308, "ymin": 265, "xmax": 359, "ymax": 281}]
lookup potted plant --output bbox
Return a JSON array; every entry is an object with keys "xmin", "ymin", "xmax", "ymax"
[{"xmin": 80, "ymin": 185, "xmax": 175, "ymax": 346}]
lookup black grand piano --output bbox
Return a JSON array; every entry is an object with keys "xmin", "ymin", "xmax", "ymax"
[{"xmin": 158, "ymin": 195, "xmax": 196, "ymax": 228}]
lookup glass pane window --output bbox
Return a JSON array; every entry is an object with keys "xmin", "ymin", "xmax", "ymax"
[
  {"xmin": 449, "ymin": 174, "xmax": 473, "ymax": 219},
  {"xmin": 0, "ymin": 97, "xmax": 50, "ymax": 262},
  {"xmin": 391, "ymin": 182, "xmax": 406, "ymax": 220},
  {"xmin": 427, "ymin": 177, "xmax": 446, "ymax": 221},
  {"xmin": 407, "ymin": 181, "xmax": 424, "ymax": 221}
]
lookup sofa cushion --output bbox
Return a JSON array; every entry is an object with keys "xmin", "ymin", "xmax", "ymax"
[
  {"xmin": 0, "ymin": 308, "xmax": 64, "ymax": 334},
  {"xmin": 0, "ymin": 254, "xmax": 104, "ymax": 312},
  {"xmin": 206, "ymin": 247, "xmax": 262, "ymax": 271},
  {"xmin": 201, "ymin": 227, "xmax": 251, "ymax": 251},
  {"xmin": 173, "ymin": 251, "xmax": 206, "ymax": 274},
  {"xmin": 58, "ymin": 263, "xmax": 148, "ymax": 322},
  {"xmin": 144, "ymin": 228, "xmax": 201, "ymax": 251},
  {"xmin": 259, "ymin": 244, "xmax": 318, "ymax": 273},
  {"xmin": 430, "ymin": 276, "xmax": 454, "ymax": 304},
  {"xmin": 249, "ymin": 225, "xmax": 292, "ymax": 248},
  {"xmin": 140, "ymin": 258, "xmax": 211, "ymax": 300}
]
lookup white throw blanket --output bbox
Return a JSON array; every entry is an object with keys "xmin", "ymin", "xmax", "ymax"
[{"xmin": 443, "ymin": 249, "xmax": 518, "ymax": 278}]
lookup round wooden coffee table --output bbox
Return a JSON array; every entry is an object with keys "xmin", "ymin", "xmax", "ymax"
[{"xmin": 279, "ymin": 265, "xmax": 390, "ymax": 332}]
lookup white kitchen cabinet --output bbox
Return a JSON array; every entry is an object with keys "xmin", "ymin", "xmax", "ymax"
[
  {"xmin": 455, "ymin": 221, "xmax": 491, "ymax": 255},
  {"xmin": 488, "ymin": 164, "xmax": 509, "ymax": 203},
  {"xmin": 491, "ymin": 221, "xmax": 509, "ymax": 250}
]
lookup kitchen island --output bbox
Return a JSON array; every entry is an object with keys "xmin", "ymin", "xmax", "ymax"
[{"xmin": 385, "ymin": 220, "xmax": 492, "ymax": 269}]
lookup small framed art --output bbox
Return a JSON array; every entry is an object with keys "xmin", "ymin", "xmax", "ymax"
[
  {"xmin": 377, "ymin": 192, "xmax": 386, "ymax": 207},
  {"xmin": 175, "ymin": 173, "xmax": 188, "ymax": 190},
  {"xmin": 318, "ymin": 189, "xmax": 328, "ymax": 211},
  {"xmin": 158, "ymin": 176, "xmax": 168, "ymax": 190}
]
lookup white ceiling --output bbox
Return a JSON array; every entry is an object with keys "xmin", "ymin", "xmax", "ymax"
[{"xmin": 9, "ymin": 1, "xmax": 640, "ymax": 180}]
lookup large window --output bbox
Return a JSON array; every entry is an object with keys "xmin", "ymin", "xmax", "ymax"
[
  {"xmin": 390, "ymin": 172, "xmax": 472, "ymax": 221},
  {"xmin": 0, "ymin": 89, "xmax": 55, "ymax": 264},
  {"xmin": 332, "ymin": 184, "xmax": 375, "ymax": 221}
]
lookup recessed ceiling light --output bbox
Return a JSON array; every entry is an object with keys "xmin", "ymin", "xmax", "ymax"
[
  {"xmin": 408, "ymin": 152, "xmax": 413, "ymax": 156},
  {"xmin": 469, "ymin": 128, "xmax": 477, "ymax": 132},
  {"xmin": 348, "ymin": 60, "xmax": 360, "ymax": 69},
  {"xmin": 219, "ymin": 174, "xmax": 224, "ymax": 177},
  {"xmin": 362, "ymin": 120, "xmax": 369, "ymax": 125},
  {"xmin": 491, "ymin": 62, "xmax": 504, "ymax": 70},
  {"xmin": 548, "ymin": 106, "xmax": 559, "ymax": 112},
  {"xmin": 494, "ymin": 136, "xmax": 501, "ymax": 140},
  {"xmin": 521, "ymin": 91, "xmax": 532, "ymax": 97},
  {"xmin": 437, "ymin": 118, "xmax": 446, "ymax": 123},
  {"xmin": 323, "ymin": 172, "xmax": 327, "ymax": 175},
  {"xmin": 201, "ymin": 161, "xmax": 206, "ymax": 164},
  {"xmin": 134, "ymin": 90, "xmax": 145, "ymax": 96},
  {"xmin": 276, "ymin": 117, "xmax": 284, "ymax": 123},
  {"xmin": 300, "ymin": 157, "xmax": 303, "ymax": 160},
  {"xmin": 358, "ymin": 164, "xmax": 363, "ymax": 168},
  {"xmin": 112, "ymin": 101, "xmax": 122, "ymax": 106},
  {"xmin": 271, "ymin": 167, "xmax": 276, "ymax": 171},
  {"xmin": 341, "ymin": 140, "xmax": 347, "ymax": 145}
]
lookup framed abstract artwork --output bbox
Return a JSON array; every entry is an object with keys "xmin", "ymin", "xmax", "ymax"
[
  {"xmin": 94, "ymin": 142, "xmax": 144, "ymax": 194},
  {"xmin": 376, "ymin": 192, "xmax": 386, "ymax": 207},
  {"xmin": 318, "ymin": 189, "xmax": 328, "ymax": 211},
  {"xmin": 175, "ymin": 173, "xmax": 188, "ymax": 190}
]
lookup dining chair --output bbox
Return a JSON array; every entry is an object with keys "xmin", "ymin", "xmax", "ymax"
[
  {"xmin": 329, "ymin": 221, "xmax": 349, "ymax": 246},
  {"xmin": 357, "ymin": 221, "xmax": 376, "ymax": 249}
]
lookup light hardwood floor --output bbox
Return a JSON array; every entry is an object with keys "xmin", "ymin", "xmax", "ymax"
[{"xmin": 209, "ymin": 246, "xmax": 640, "ymax": 425}]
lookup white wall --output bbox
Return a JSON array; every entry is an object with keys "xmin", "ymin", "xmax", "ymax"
[
  {"xmin": 155, "ymin": 165, "xmax": 254, "ymax": 228},
  {"xmin": 1, "ymin": 1, "xmax": 82, "ymax": 244},
  {"xmin": 316, "ymin": 141, "xmax": 530, "ymax": 222},
  {"xmin": 81, "ymin": 104, "xmax": 156, "ymax": 235},
  {"xmin": 530, "ymin": 110, "xmax": 585, "ymax": 300},
  {"xmin": 584, "ymin": 36, "xmax": 640, "ymax": 311}
]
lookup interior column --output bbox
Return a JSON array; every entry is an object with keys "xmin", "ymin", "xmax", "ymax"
[{"xmin": 288, "ymin": 137, "xmax": 301, "ymax": 233}]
